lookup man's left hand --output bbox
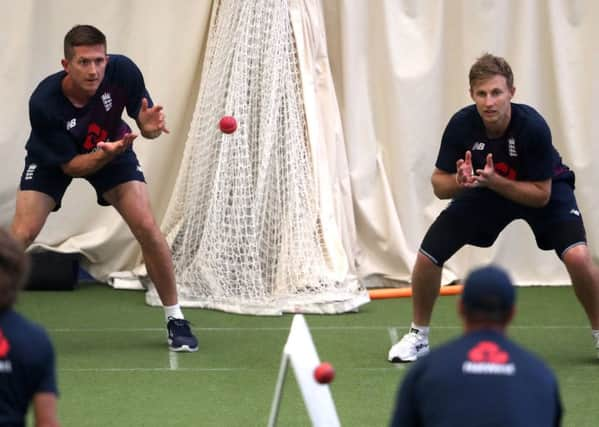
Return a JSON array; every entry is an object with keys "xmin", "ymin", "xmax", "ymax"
[
  {"xmin": 472, "ymin": 153, "xmax": 496, "ymax": 188},
  {"xmin": 138, "ymin": 98, "xmax": 170, "ymax": 139}
]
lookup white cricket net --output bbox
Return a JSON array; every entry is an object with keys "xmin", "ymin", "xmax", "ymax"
[{"xmin": 147, "ymin": 0, "xmax": 369, "ymax": 314}]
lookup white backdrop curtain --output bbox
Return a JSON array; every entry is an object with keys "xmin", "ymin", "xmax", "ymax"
[{"xmin": 1, "ymin": 0, "xmax": 597, "ymax": 289}]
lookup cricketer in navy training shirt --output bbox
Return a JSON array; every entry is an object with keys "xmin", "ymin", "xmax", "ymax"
[
  {"xmin": 437, "ymin": 102, "xmax": 574, "ymax": 185},
  {"xmin": 390, "ymin": 330, "xmax": 562, "ymax": 427},
  {"xmin": 11, "ymin": 25, "xmax": 198, "ymax": 353},
  {"xmin": 26, "ymin": 54, "xmax": 150, "ymax": 165},
  {"xmin": 0, "ymin": 310, "xmax": 58, "ymax": 427}
]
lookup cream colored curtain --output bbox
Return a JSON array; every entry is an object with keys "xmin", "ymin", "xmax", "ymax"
[
  {"xmin": 0, "ymin": 1, "xmax": 213, "ymax": 280},
  {"xmin": 1, "ymin": 0, "xmax": 597, "ymax": 288},
  {"xmin": 322, "ymin": 0, "xmax": 599, "ymax": 286}
]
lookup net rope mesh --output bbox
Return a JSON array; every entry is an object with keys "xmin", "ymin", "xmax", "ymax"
[{"xmin": 148, "ymin": 0, "xmax": 368, "ymax": 314}]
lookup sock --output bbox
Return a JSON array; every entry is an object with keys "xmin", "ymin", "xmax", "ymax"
[
  {"xmin": 410, "ymin": 322, "xmax": 430, "ymax": 336},
  {"xmin": 592, "ymin": 329, "xmax": 599, "ymax": 342},
  {"xmin": 164, "ymin": 304, "xmax": 184, "ymax": 322}
]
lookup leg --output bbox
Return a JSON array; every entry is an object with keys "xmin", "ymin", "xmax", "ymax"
[
  {"xmin": 102, "ymin": 181, "xmax": 178, "ymax": 306},
  {"xmin": 10, "ymin": 190, "xmax": 55, "ymax": 248},
  {"xmin": 387, "ymin": 252, "xmax": 441, "ymax": 363},
  {"xmin": 388, "ymin": 191, "xmax": 506, "ymax": 362},
  {"xmin": 103, "ymin": 181, "xmax": 198, "ymax": 352},
  {"xmin": 412, "ymin": 252, "xmax": 443, "ymax": 326},
  {"xmin": 562, "ymin": 244, "xmax": 599, "ymax": 329}
]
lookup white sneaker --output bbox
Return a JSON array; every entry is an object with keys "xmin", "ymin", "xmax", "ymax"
[{"xmin": 388, "ymin": 328, "xmax": 430, "ymax": 363}]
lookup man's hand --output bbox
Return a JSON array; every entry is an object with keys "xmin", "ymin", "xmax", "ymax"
[
  {"xmin": 472, "ymin": 153, "xmax": 496, "ymax": 188},
  {"xmin": 456, "ymin": 150, "xmax": 476, "ymax": 186},
  {"xmin": 137, "ymin": 98, "xmax": 170, "ymax": 139},
  {"xmin": 97, "ymin": 133, "xmax": 137, "ymax": 157},
  {"xmin": 62, "ymin": 133, "xmax": 138, "ymax": 177}
]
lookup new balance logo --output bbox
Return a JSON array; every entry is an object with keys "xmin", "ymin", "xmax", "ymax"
[
  {"xmin": 0, "ymin": 360, "xmax": 12, "ymax": 373},
  {"xmin": 24, "ymin": 164, "xmax": 37, "ymax": 180},
  {"xmin": 508, "ymin": 137, "xmax": 518, "ymax": 157},
  {"xmin": 570, "ymin": 209, "xmax": 580, "ymax": 216},
  {"xmin": 66, "ymin": 118, "xmax": 77, "ymax": 130},
  {"xmin": 415, "ymin": 343, "xmax": 428, "ymax": 352},
  {"xmin": 101, "ymin": 92, "xmax": 112, "ymax": 111},
  {"xmin": 472, "ymin": 142, "xmax": 485, "ymax": 151}
]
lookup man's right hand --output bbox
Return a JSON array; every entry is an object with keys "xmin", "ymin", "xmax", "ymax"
[
  {"xmin": 456, "ymin": 150, "xmax": 476, "ymax": 186},
  {"xmin": 97, "ymin": 133, "xmax": 138, "ymax": 158}
]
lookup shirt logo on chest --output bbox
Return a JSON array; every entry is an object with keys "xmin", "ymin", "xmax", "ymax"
[
  {"xmin": 101, "ymin": 92, "xmax": 113, "ymax": 112},
  {"xmin": 508, "ymin": 137, "xmax": 518, "ymax": 157},
  {"xmin": 83, "ymin": 123, "xmax": 108, "ymax": 151},
  {"xmin": 462, "ymin": 340, "xmax": 516, "ymax": 376},
  {"xmin": 66, "ymin": 118, "xmax": 77, "ymax": 130},
  {"xmin": 0, "ymin": 329, "xmax": 10, "ymax": 358},
  {"xmin": 472, "ymin": 142, "xmax": 486, "ymax": 151}
]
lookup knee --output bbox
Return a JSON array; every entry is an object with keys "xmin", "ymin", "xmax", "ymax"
[
  {"xmin": 562, "ymin": 244, "xmax": 595, "ymax": 275},
  {"xmin": 10, "ymin": 222, "xmax": 40, "ymax": 249},
  {"xmin": 129, "ymin": 215, "xmax": 161, "ymax": 244}
]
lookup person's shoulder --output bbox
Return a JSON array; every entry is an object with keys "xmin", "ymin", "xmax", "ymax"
[
  {"xmin": 105, "ymin": 54, "xmax": 144, "ymax": 85},
  {"xmin": 413, "ymin": 335, "xmax": 466, "ymax": 368},
  {"xmin": 443, "ymin": 105, "xmax": 478, "ymax": 139},
  {"xmin": 107, "ymin": 54, "xmax": 141, "ymax": 73},
  {"xmin": 512, "ymin": 103, "xmax": 550, "ymax": 131},
  {"xmin": 505, "ymin": 338, "xmax": 557, "ymax": 380},
  {"xmin": 449, "ymin": 104, "xmax": 478, "ymax": 123},
  {"xmin": 30, "ymin": 71, "xmax": 64, "ymax": 107},
  {"xmin": 5, "ymin": 310, "xmax": 52, "ymax": 343},
  {"xmin": 108, "ymin": 53, "xmax": 136, "ymax": 65}
]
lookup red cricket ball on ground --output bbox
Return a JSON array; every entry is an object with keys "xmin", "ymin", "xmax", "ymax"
[
  {"xmin": 314, "ymin": 362, "xmax": 335, "ymax": 384},
  {"xmin": 219, "ymin": 116, "xmax": 237, "ymax": 134}
]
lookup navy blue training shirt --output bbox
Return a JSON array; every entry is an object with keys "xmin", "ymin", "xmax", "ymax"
[
  {"xmin": 436, "ymin": 103, "xmax": 573, "ymax": 184},
  {"xmin": 0, "ymin": 309, "xmax": 57, "ymax": 426},
  {"xmin": 25, "ymin": 54, "xmax": 152, "ymax": 166},
  {"xmin": 390, "ymin": 330, "xmax": 562, "ymax": 427}
]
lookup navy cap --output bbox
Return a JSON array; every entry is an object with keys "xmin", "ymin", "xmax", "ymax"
[{"xmin": 462, "ymin": 265, "xmax": 515, "ymax": 313}]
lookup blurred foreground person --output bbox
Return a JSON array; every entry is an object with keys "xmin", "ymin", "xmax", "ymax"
[
  {"xmin": 390, "ymin": 265, "xmax": 562, "ymax": 427},
  {"xmin": 0, "ymin": 228, "xmax": 59, "ymax": 427}
]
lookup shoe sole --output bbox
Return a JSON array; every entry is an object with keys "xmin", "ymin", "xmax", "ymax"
[
  {"xmin": 388, "ymin": 349, "xmax": 430, "ymax": 363},
  {"xmin": 168, "ymin": 338, "xmax": 199, "ymax": 352},
  {"xmin": 169, "ymin": 344, "xmax": 199, "ymax": 352},
  {"xmin": 388, "ymin": 356, "xmax": 416, "ymax": 363}
]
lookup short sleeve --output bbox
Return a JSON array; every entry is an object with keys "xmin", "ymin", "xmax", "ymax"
[
  {"xmin": 519, "ymin": 118, "xmax": 554, "ymax": 181},
  {"xmin": 26, "ymin": 97, "xmax": 78, "ymax": 166},
  {"xmin": 435, "ymin": 111, "xmax": 470, "ymax": 173},
  {"xmin": 33, "ymin": 329, "xmax": 58, "ymax": 396},
  {"xmin": 108, "ymin": 55, "xmax": 153, "ymax": 119}
]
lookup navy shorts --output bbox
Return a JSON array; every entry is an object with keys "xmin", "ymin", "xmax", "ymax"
[
  {"xmin": 20, "ymin": 149, "xmax": 146, "ymax": 211},
  {"xmin": 420, "ymin": 181, "xmax": 587, "ymax": 266}
]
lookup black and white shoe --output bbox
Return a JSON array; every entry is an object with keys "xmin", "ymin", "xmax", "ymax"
[{"xmin": 167, "ymin": 317, "xmax": 199, "ymax": 352}]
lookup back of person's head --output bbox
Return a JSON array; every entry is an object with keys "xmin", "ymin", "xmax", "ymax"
[
  {"xmin": 469, "ymin": 53, "xmax": 514, "ymax": 89},
  {"xmin": 64, "ymin": 24, "xmax": 106, "ymax": 59},
  {"xmin": 0, "ymin": 228, "xmax": 29, "ymax": 311},
  {"xmin": 461, "ymin": 264, "xmax": 515, "ymax": 325}
]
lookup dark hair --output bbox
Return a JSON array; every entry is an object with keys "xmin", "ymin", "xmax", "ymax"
[
  {"xmin": 0, "ymin": 229, "xmax": 29, "ymax": 310},
  {"xmin": 462, "ymin": 302, "xmax": 512, "ymax": 324},
  {"xmin": 461, "ymin": 265, "xmax": 515, "ymax": 324},
  {"xmin": 64, "ymin": 25, "xmax": 106, "ymax": 59},
  {"xmin": 469, "ymin": 53, "xmax": 514, "ymax": 89}
]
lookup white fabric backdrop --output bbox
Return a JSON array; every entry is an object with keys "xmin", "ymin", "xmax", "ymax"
[
  {"xmin": 322, "ymin": 0, "xmax": 599, "ymax": 286},
  {"xmin": 1, "ymin": 0, "xmax": 597, "ymax": 288}
]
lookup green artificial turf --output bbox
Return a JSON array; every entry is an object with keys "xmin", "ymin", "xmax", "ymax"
[{"xmin": 16, "ymin": 283, "xmax": 598, "ymax": 426}]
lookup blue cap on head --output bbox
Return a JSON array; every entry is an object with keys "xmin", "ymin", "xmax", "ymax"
[{"xmin": 462, "ymin": 265, "xmax": 515, "ymax": 313}]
